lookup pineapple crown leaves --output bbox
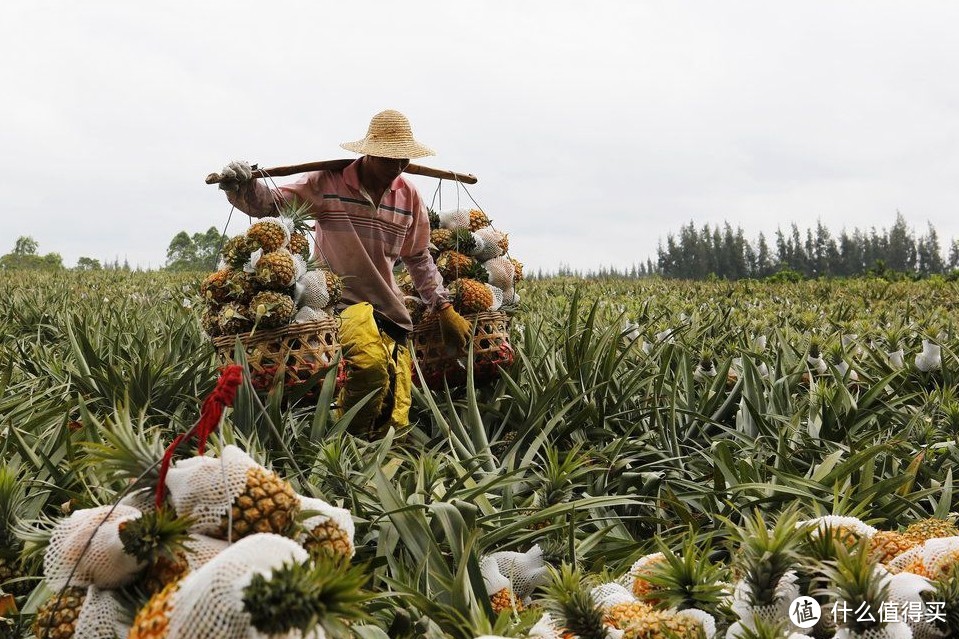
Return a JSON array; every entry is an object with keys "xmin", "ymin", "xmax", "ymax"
[
  {"xmin": 428, "ymin": 209, "xmax": 441, "ymax": 230},
  {"xmin": 641, "ymin": 534, "xmax": 728, "ymax": 615},
  {"xmin": 117, "ymin": 509, "xmax": 195, "ymax": 565},
  {"xmin": 927, "ymin": 574, "xmax": 959, "ymax": 636},
  {"xmin": 277, "ymin": 198, "xmax": 316, "ymax": 235},
  {"xmin": 542, "ymin": 564, "xmax": 607, "ymax": 639},
  {"xmin": 732, "ymin": 509, "xmax": 804, "ymax": 608},
  {"xmin": 532, "ymin": 444, "xmax": 592, "ymax": 507},
  {"xmin": 0, "ymin": 465, "xmax": 26, "ymax": 546},
  {"xmin": 820, "ymin": 539, "xmax": 891, "ymax": 634},
  {"xmin": 242, "ymin": 556, "xmax": 371, "ymax": 637},
  {"xmin": 78, "ymin": 406, "xmax": 165, "ymax": 489}
]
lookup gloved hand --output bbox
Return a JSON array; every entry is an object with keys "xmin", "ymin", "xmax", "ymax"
[
  {"xmin": 437, "ymin": 304, "xmax": 472, "ymax": 353},
  {"xmin": 218, "ymin": 160, "xmax": 253, "ymax": 191}
]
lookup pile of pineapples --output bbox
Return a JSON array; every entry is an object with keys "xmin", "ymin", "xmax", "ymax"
[
  {"xmin": 199, "ymin": 209, "xmax": 343, "ymax": 338},
  {"xmin": 16, "ymin": 422, "xmax": 360, "ymax": 639},
  {"xmin": 399, "ymin": 208, "xmax": 524, "ymax": 323},
  {"xmin": 479, "ymin": 512, "xmax": 959, "ymax": 639}
]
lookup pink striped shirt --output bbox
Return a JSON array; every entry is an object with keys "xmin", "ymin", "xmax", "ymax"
[{"xmin": 226, "ymin": 159, "xmax": 448, "ymax": 331}]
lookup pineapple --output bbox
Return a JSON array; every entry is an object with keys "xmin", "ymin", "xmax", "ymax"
[
  {"xmin": 490, "ymin": 587, "xmax": 524, "ymax": 614},
  {"xmin": 200, "ymin": 306, "xmax": 220, "ymax": 338},
  {"xmin": 118, "ymin": 510, "xmax": 194, "ymax": 596},
  {"xmin": 220, "ymin": 235, "xmax": 260, "ymax": 270},
  {"xmin": 733, "ymin": 510, "xmax": 803, "ymax": 625},
  {"xmin": 449, "ymin": 278, "xmax": 494, "ymax": 315},
  {"xmin": 217, "ymin": 303, "xmax": 252, "ymax": 335},
  {"xmin": 436, "ymin": 251, "xmax": 485, "ymax": 284},
  {"xmin": 544, "ymin": 565, "xmax": 608, "ymax": 639},
  {"xmin": 511, "ymin": 258, "xmax": 524, "ymax": 282},
  {"xmin": 32, "ymin": 586, "xmax": 87, "ymax": 639},
  {"xmin": 430, "ymin": 228, "xmax": 478, "ymax": 254},
  {"xmin": 288, "ymin": 232, "xmax": 311, "ymax": 260},
  {"xmin": 468, "ymin": 209, "xmax": 491, "ymax": 231},
  {"xmin": 631, "ymin": 554, "xmax": 667, "ymax": 601},
  {"xmin": 254, "ymin": 248, "xmax": 296, "ymax": 289},
  {"xmin": 868, "ymin": 530, "xmax": 918, "ymax": 564},
  {"xmin": 224, "ymin": 270, "xmax": 255, "ymax": 305},
  {"xmin": 395, "ymin": 268, "xmax": 415, "ymax": 296},
  {"xmin": 247, "ymin": 218, "xmax": 289, "ymax": 252},
  {"xmin": 128, "ymin": 579, "xmax": 178, "ymax": 639},
  {"xmin": 497, "ymin": 233, "xmax": 509, "ymax": 253},
  {"xmin": 826, "ymin": 542, "xmax": 891, "ymax": 639},
  {"xmin": 323, "ymin": 268, "xmax": 343, "ymax": 307},
  {"xmin": 303, "ymin": 520, "xmax": 354, "ymax": 560},
  {"xmin": 404, "ymin": 297, "xmax": 426, "ymax": 325},
  {"xmin": 199, "ymin": 268, "xmax": 232, "ymax": 304},
  {"xmin": 428, "ymin": 209, "xmax": 441, "ymax": 230},
  {"xmin": 620, "ymin": 609, "xmax": 703, "ymax": 639},
  {"xmin": 249, "ymin": 291, "xmax": 295, "ymax": 331},
  {"xmin": 605, "ymin": 601, "xmax": 655, "ymax": 628},
  {"xmin": 218, "ymin": 466, "xmax": 298, "ymax": 540},
  {"xmin": 904, "ymin": 517, "xmax": 959, "ymax": 542},
  {"xmin": 638, "ymin": 537, "xmax": 726, "ymax": 618}
]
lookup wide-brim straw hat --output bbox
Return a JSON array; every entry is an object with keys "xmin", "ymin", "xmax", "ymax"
[{"xmin": 340, "ymin": 109, "xmax": 436, "ymax": 159}]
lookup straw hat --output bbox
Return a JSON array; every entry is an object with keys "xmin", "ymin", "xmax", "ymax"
[{"xmin": 340, "ymin": 110, "xmax": 436, "ymax": 159}]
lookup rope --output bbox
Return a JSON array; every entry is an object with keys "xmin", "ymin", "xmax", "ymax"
[{"xmin": 155, "ymin": 365, "xmax": 244, "ymax": 508}]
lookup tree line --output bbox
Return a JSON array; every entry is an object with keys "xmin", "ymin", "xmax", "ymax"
[{"xmin": 655, "ymin": 213, "xmax": 957, "ymax": 281}]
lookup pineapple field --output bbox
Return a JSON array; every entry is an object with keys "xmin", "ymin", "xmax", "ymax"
[{"xmin": 4, "ymin": 269, "xmax": 959, "ymax": 639}]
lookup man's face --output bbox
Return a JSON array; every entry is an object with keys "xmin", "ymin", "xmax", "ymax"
[{"xmin": 365, "ymin": 155, "xmax": 411, "ymax": 182}]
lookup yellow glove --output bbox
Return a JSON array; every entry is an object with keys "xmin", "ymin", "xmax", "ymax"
[{"xmin": 437, "ymin": 304, "xmax": 472, "ymax": 353}]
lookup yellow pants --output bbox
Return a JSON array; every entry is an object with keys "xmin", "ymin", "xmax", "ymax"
[{"xmin": 337, "ymin": 303, "xmax": 412, "ymax": 438}]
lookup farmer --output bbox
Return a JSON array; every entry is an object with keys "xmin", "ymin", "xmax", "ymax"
[{"xmin": 217, "ymin": 109, "xmax": 471, "ymax": 437}]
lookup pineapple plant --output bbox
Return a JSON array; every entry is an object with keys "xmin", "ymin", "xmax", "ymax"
[
  {"xmin": 448, "ymin": 278, "xmax": 494, "ymax": 315},
  {"xmin": 0, "ymin": 466, "xmax": 30, "ymax": 598},
  {"xmin": 253, "ymin": 248, "xmax": 296, "ymax": 289},
  {"xmin": 640, "ymin": 536, "xmax": 727, "ymax": 618},
  {"xmin": 32, "ymin": 586, "xmax": 87, "ymax": 639},
  {"xmin": 247, "ymin": 217, "xmax": 289, "ymax": 252},
  {"xmin": 249, "ymin": 290, "xmax": 296, "ymax": 331}
]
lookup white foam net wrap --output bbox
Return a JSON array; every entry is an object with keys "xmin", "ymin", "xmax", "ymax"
[
  {"xmin": 297, "ymin": 495, "xmax": 356, "ymax": 558},
  {"xmin": 165, "ymin": 533, "xmax": 309, "ymax": 639},
  {"xmin": 798, "ymin": 515, "xmax": 878, "ymax": 539},
  {"xmin": 467, "ymin": 233, "xmax": 487, "ymax": 258},
  {"xmin": 292, "ymin": 255, "xmax": 308, "ymax": 281},
  {"xmin": 888, "ymin": 536, "xmax": 959, "ymax": 578},
  {"xmin": 591, "ymin": 582, "xmax": 636, "ymax": 608},
  {"xmin": 164, "ymin": 444, "xmax": 259, "ymax": 537},
  {"xmin": 528, "ymin": 613, "xmax": 565, "ymax": 639},
  {"xmin": 44, "ymin": 505, "xmax": 145, "ymax": 590},
  {"xmin": 439, "ymin": 208, "xmax": 471, "ymax": 231},
  {"xmin": 482, "ymin": 257, "xmax": 515, "ymax": 290},
  {"xmin": 624, "ymin": 551, "xmax": 665, "ymax": 590},
  {"xmin": 487, "ymin": 285, "xmax": 504, "ymax": 312},
  {"xmin": 486, "ymin": 545, "xmax": 548, "ymax": 599},
  {"xmin": 479, "ymin": 556, "xmax": 510, "ymax": 595},
  {"xmin": 296, "ymin": 271, "xmax": 330, "ymax": 310},
  {"xmin": 474, "ymin": 227, "xmax": 506, "ymax": 261},
  {"xmin": 185, "ymin": 534, "xmax": 231, "ymax": 570},
  {"xmin": 73, "ymin": 585, "xmax": 129, "ymax": 639},
  {"xmin": 294, "ymin": 306, "xmax": 328, "ymax": 324}
]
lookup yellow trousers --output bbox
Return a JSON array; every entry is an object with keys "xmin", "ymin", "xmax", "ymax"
[{"xmin": 337, "ymin": 303, "xmax": 412, "ymax": 438}]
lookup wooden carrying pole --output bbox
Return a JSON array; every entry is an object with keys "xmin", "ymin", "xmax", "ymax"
[{"xmin": 205, "ymin": 159, "xmax": 478, "ymax": 185}]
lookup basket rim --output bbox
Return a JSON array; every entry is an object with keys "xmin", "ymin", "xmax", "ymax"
[
  {"xmin": 211, "ymin": 316, "xmax": 339, "ymax": 348},
  {"xmin": 411, "ymin": 310, "xmax": 510, "ymax": 336}
]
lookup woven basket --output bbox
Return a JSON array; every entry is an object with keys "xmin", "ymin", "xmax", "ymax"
[
  {"xmin": 212, "ymin": 317, "xmax": 343, "ymax": 391},
  {"xmin": 410, "ymin": 311, "xmax": 515, "ymax": 389}
]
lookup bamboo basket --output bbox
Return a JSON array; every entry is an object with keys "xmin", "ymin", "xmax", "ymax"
[
  {"xmin": 212, "ymin": 317, "xmax": 343, "ymax": 391},
  {"xmin": 410, "ymin": 311, "xmax": 515, "ymax": 389}
]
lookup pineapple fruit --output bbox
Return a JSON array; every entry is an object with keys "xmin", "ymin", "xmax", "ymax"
[
  {"xmin": 218, "ymin": 466, "xmax": 298, "ymax": 540},
  {"xmin": 247, "ymin": 218, "xmax": 289, "ymax": 252},
  {"xmin": 605, "ymin": 601, "xmax": 654, "ymax": 629},
  {"xmin": 620, "ymin": 609, "xmax": 703, "ymax": 639},
  {"xmin": 436, "ymin": 251, "xmax": 486, "ymax": 284},
  {"xmin": 904, "ymin": 517, "xmax": 959, "ymax": 542},
  {"xmin": 254, "ymin": 248, "xmax": 296, "ymax": 289},
  {"xmin": 220, "ymin": 235, "xmax": 260, "ymax": 270},
  {"xmin": 288, "ymin": 232, "xmax": 311, "ymax": 260},
  {"xmin": 118, "ymin": 509, "xmax": 194, "ymax": 596},
  {"xmin": 128, "ymin": 579, "xmax": 178, "ymax": 639},
  {"xmin": 303, "ymin": 519, "xmax": 354, "ymax": 560},
  {"xmin": 32, "ymin": 586, "xmax": 87, "ymax": 639},
  {"xmin": 249, "ymin": 291, "xmax": 295, "ymax": 331},
  {"xmin": 449, "ymin": 278, "xmax": 494, "ymax": 315},
  {"xmin": 468, "ymin": 209, "xmax": 491, "ymax": 231},
  {"xmin": 490, "ymin": 587, "xmax": 525, "ymax": 614},
  {"xmin": 868, "ymin": 530, "xmax": 918, "ymax": 564}
]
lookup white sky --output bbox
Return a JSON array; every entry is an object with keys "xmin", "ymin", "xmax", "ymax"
[{"xmin": 2, "ymin": 1, "xmax": 959, "ymax": 272}]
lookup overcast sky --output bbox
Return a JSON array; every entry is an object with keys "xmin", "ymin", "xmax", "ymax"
[{"xmin": 3, "ymin": 1, "xmax": 959, "ymax": 272}]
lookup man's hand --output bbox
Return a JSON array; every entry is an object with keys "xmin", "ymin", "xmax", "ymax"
[
  {"xmin": 437, "ymin": 304, "xmax": 472, "ymax": 353},
  {"xmin": 218, "ymin": 160, "xmax": 253, "ymax": 191}
]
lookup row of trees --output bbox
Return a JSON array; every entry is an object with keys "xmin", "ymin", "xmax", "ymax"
[{"xmin": 656, "ymin": 213, "xmax": 958, "ymax": 280}]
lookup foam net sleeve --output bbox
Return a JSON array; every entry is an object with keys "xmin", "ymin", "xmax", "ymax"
[
  {"xmin": 74, "ymin": 585, "xmax": 130, "ymax": 639},
  {"xmin": 591, "ymin": 582, "xmax": 636, "ymax": 608},
  {"xmin": 297, "ymin": 496, "xmax": 355, "ymax": 552},
  {"xmin": 439, "ymin": 209, "xmax": 471, "ymax": 231},
  {"xmin": 166, "ymin": 533, "xmax": 309, "ymax": 639},
  {"xmin": 44, "ymin": 505, "xmax": 145, "ymax": 590},
  {"xmin": 487, "ymin": 545, "xmax": 548, "ymax": 598},
  {"xmin": 297, "ymin": 271, "xmax": 330, "ymax": 310},
  {"xmin": 482, "ymin": 257, "xmax": 515, "ymax": 290},
  {"xmin": 165, "ymin": 445, "xmax": 258, "ymax": 536}
]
